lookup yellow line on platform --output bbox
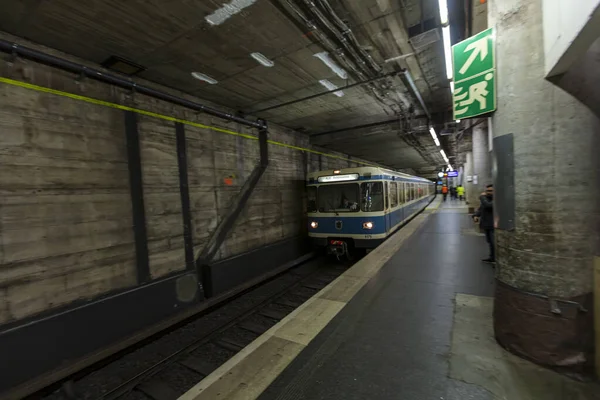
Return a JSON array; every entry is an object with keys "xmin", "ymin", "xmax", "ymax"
[{"xmin": 179, "ymin": 209, "xmax": 433, "ymax": 400}]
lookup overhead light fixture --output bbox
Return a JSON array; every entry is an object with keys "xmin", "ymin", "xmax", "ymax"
[
  {"xmin": 456, "ymin": 119, "xmax": 461, "ymax": 123},
  {"xmin": 250, "ymin": 52, "xmax": 274, "ymax": 67},
  {"xmin": 442, "ymin": 26, "xmax": 453, "ymax": 80},
  {"xmin": 191, "ymin": 72, "xmax": 218, "ymax": 84},
  {"xmin": 319, "ymin": 79, "xmax": 344, "ymax": 97},
  {"xmin": 438, "ymin": 0, "xmax": 449, "ymax": 25},
  {"xmin": 429, "ymin": 127, "xmax": 440, "ymax": 147},
  {"xmin": 314, "ymin": 52, "xmax": 348, "ymax": 80},
  {"xmin": 440, "ymin": 149, "xmax": 449, "ymax": 163},
  {"xmin": 448, "ymin": 164, "xmax": 453, "ymax": 171},
  {"xmin": 450, "ymin": 81, "xmax": 454, "ymax": 95},
  {"xmin": 205, "ymin": 0, "xmax": 258, "ymax": 26}
]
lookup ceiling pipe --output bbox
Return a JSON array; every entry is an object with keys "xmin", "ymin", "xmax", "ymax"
[
  {"xmin": 301, "ymin": 1, "xmax": 430, "ymax": 119},
  {"xmin": 285, "ymin": 0, "xmax": 397, "ymax": 113},
  {"xmin": 276, "ymin": 0, "xmax": 406, "ymax": 117},
  {"xmin": 301, "ymin": 0, "xmax": 372, "ymax": 78},
  {"xmin": 279, "ymin": 0, "xmax": 368, "ymax": 82},
  {"xmin": 0, "ymin": 40, "xmax": 264, "ymax": 129},
  {"xmin": 316, "ymin": 0, "xmax": 382, "ymax": 74},
  {"xmin": 400, "ymin": 70, "xmax": 431, "ymax": 120}
]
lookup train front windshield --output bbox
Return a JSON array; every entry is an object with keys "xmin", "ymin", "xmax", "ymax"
[
  {"xmin": 312, "ymin": 183, "xmax": 360, "ymax": 212},
  {"xmin": 307, "ymin": 182, "xmax": 385, "ymax": 213}
]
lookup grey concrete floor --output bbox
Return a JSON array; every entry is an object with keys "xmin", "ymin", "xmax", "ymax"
[{"xmin": 257, "ymin": 200, "xmax": 600, "ymax": 400}]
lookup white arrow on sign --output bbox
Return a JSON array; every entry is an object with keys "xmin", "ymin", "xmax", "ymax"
[{"xmin": 458, "ymin": 37, "xmax": 488, "ymax": 75}]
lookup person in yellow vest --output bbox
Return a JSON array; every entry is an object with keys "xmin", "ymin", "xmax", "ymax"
[{"xmin": 457, "ymin": 185, "xmax": 465, "ymax": 201}]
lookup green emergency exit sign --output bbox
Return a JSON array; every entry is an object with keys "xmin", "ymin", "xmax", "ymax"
[{"xmin": 452, "ymin": 28, "xmax": 496, "ymax": 120}]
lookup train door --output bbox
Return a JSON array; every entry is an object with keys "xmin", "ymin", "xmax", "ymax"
[
  {"xmin": 384, "ymin": 181, "xmax": 391, "ymax": 232},
  {"xmin": 399, "ymin": 182, "xmax": 405, "ymax": 224}
]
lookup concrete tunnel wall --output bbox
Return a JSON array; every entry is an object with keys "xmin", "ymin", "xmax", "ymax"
[{"xmin": 0, "ymin": 33, "xmax": 372, "ymax": 328}]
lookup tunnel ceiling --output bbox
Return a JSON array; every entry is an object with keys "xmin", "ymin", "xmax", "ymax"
[{"xmin": 0, "ymin": 0, "xmax": 456, "ymax": 175}]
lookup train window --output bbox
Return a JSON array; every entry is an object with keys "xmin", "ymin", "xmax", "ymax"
[
  {"xmin": 317, "ymin": 183, "xmax": 360, "ymax": 212},
  {"xmin": 360, "ymin": 182, "xmax": 384, "ymax": 212},
  {"xmin": 390, "ymin": 182, "xmax": 398, "ymax": 207},
  {"xmin": 418, "ymin": 184, "xmax": 423, "ymax": 198},
  {"xmin": 307, "ymin": 186, "xmax": 317, "ymax": 212},
  {"xmin": 409, "ymin": 183, "xmax": 414, "ymax": 201},
  {"xmin": 398, "ymin": 183, "xmax": 405, "ymax": 204}
]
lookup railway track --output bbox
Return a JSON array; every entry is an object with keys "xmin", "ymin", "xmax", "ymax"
[{"xmin": 37, "ymin": 256, "xmax": 350, "ymax": 400}]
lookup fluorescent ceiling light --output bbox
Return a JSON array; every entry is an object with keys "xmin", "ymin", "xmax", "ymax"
[
  {"xmin": 450, "ymin": 81, "xmax": 454, "ymax": 95},
  {"xmin": 319, "ymin": 79, "xmax": 344, "ymax": 97},
  {"xmin": 429, "ymin": 127, "xmax": 440, "ymax": 146},
  {"xmin": 205, "ymin": 0, "xmax": 257, "ymax": 26},
  {"xmin": 429, "ymin": 127, "xmax": 437, "ymax": 139},
  {"xmin": 250, "ymin": 52, "xmax": 274, "ymax": 67},
  {"xmin": 442, "ymin": 26, "xmax": 453, "ymax": 80},
  {"xmin": 314, "ymin": 52, "xmax": 348, "ymax": 80},
  {"xmin": 191, "ymin": 72, "xmax": 218, "ymax": 84},
  {"xmin": 456, "ymin": 119, "xmax": 461, "ymax": 123},
  {"xmin": 438, "ymin": 0, "xmax": 449, "ymax": 25},
  {"xmin": 448, "ymin": 164, "xmax": 453, "ymax": 171},
  {"xmin": 440, "ymin": 149, "xmax": 449, "ymax": 163}
]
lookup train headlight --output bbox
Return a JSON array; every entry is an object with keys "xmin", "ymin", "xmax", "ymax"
[
  {"xmin": 310, "ymin": 221, "xmax": 318, "ymax": 229},
  {"xmin": 363, "ymin": 221, "xmax": 374, "ymax": 230}
]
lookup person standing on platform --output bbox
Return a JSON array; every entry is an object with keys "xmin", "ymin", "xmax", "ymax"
[
  {"xmin": 473, "ymin": 184, "xmax": 495, "ymax": 263},
  {"xmin": 457, "ymin": 185, "xmax": 465, "ymax": 201},
  {"xmin": 441, "ymin": 184, "xmax": 448, "ymax": 201},
  {"xmin": 450, "ymin": 186, "xmax": 457, "ymax": 200}
]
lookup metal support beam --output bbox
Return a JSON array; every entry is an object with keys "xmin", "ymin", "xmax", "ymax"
[
  {"xmin": 250, "ymin": 71, "xmax": 400, "ymax": 114},
  {"xmin": 124, "ymin": 111, "xmax": 150, "ymax": 284},
  {"xmin": 197, "ymin": 121, "xmax": 269, "ymax": 297},
  {"xmin": 400, "ymin": 70, "xmax": 430, "ymax": 120},
  {"xmin": 175, "ymin": 123, "xmax": 195, "ymax": 272}
]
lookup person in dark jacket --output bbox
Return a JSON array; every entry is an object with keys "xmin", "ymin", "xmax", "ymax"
[
  {"xmin": 450, "ymin": 186, "xmax": 457, "ymax": 200},
  {"xmin": 473, "ymin": 184, "xmax": 494, "ymax": 263}
]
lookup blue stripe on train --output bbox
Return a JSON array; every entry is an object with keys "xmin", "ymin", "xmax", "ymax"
[{"xmin": 308, "ymin": 197, "xmax": 431, "ymax": 235}]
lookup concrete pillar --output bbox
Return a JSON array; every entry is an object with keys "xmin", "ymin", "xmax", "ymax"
[
  {"xmin": 472, "ymin": 120, "xmax": 491, "ymax": 194},
  {"xmin": 464, "ymin": 151, "xmax": 476, "ymax": 212},
  {"xmin": 489, "ymin": 0, "xmax": 600, "ymax": 372}
]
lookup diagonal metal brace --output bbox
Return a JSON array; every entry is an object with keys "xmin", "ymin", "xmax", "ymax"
[{"xmin": 196, "ymin": 121, "xmax": 269, "ymax": 297}]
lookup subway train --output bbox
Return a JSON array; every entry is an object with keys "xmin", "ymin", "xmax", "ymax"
[{"xmin": 307, "ymin": 167, "xmax": 435, "ymax": 259}]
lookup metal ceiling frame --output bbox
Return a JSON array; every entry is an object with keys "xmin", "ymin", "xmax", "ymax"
[{"xmin": 250, "ymin": 70, "xmax": 401, "ymax": 114}]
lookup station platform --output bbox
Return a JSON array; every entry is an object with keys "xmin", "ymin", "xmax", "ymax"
[{"xmin": 180, "ymin": 198, "xmax": 600, "ymax": 400}]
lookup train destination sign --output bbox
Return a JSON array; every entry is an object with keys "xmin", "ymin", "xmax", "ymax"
[{"xmin": 318, "ymin": 173, "xmax": 359, "ymax": 183}]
